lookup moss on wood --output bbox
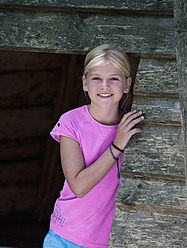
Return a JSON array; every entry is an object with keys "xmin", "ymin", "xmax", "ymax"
[
  {"xmin": 0, "ymin": 0, "xmax": 174, "ymax": 12},
  {"xmin": 116, "ymin": 177, "xmax": 187, "ymax": 210},
  {"xmin": 174, "ymin": 0, "xmax": 187, "ymax": 184},
  {"xmin": 109, "ymin": 206, "xmax": 187, "ymax": 247},
  {"xmin": 121, "ymin": 125, "xmax": 184, "ymax": 177},
  {"xmin": 133, "ymin": 96, "xmax": 181, "ymax": 122},
  {"xmin": 0, "ymin": 8, "xmax": 176, "ymax": 54},
  {"xmin": 135, "ymin": 58, "xmax": 178, "ymax": 94}
]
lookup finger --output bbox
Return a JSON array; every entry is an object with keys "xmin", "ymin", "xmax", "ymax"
[
  {"xmin": 120, "ymin": 111, "xmax": 143, "ymax": 127},
  {"xmin": 128, "ymin": 128, "xmax": 143, "ymax": 137},
  {"xmin": 126, "ymin": 115, "xmax": 144, "ymax": 130},
  {"xmin": 120, "ymin": 110, "xmax": 139, "ymax": 124}
]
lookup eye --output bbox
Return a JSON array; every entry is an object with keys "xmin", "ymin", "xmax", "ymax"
[
  {"xmin": 92, "ymin": 77, "xmax": 101, "ymax": 81},
  {"xmin": 110, "ymin": 77, "xmax": 120, "ymax": 81}
]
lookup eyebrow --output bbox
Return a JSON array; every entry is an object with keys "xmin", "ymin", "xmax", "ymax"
[{"xmin": 90, "ymin": 73, "xmax": 122, "ymax": 76}]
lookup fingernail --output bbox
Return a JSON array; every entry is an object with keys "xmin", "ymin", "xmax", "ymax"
[
  {"xmin": 139, "ymin": 111, "xmax": 142, "ymax": 114},
  {"xmin": 133, "ymin": 110, "xmax": 137, "ymax": 112}
]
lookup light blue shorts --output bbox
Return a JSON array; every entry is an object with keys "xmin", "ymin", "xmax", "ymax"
[{"xmin": 43, "ymin": 228, "xmax": 87, "ymax": 248}]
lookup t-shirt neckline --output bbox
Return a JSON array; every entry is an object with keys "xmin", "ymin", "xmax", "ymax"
[{"xmin": 84, "ymin": 105, "xmax": 120, "ymax": 129}]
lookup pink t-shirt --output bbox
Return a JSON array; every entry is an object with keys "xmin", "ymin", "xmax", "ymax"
[{"xmin": 50, "ymin": 105, "xmax": 123, "ymax": 248}]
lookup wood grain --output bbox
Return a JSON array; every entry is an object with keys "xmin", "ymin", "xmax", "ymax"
[
  {"xmin": 0, "ymin": 0, "xmax": 174, "ymax": 12},
  {"xmin": 109, "ymin": 206, "xmax": 187, "ymax": 247},
  {"xmin": 0, "ymin": 9, "xmax": 175, "ymax": 54},
  {"xmin": 135, "ymin": 58, "xmax": 178, "ymax": 94},
  {"xmin": 132, "ymin": 96, "xmax": 181, "ymax": 122},
  {"xmin": 174, "ymin": 0, "xmax": 187, "ymax": 184},
  {"xmin": 116, "ymin": 177, "xmax": 187, "ymax": 210},
  {"xmin": 121, "ymin": 125, "xmax": 184, "ymax": 177}
]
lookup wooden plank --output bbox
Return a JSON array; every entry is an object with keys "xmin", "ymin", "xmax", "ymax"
[
  {"xmin": 0, "ymin": 106, "xmax": 53, "ymax": 140},
  {"xmin": 0, "ymin": 185, "xmax": 38, "ymax": 216},
  {"xmin": 0, "ymin": 160, "xmax": 42, "ymax": 184},
  {"xmin": 0, "ymin": 138, "xmax": 46, "ymax": 161},
  {"xmin": 116, "ymin": 177, "xmax": 187, "ymax": 211},
  {"xmin": 0, "ymin": 0, "xmax": 174, "ymax": 12},
  {"xmin": 0, "ymin": 9, "xmax": 176, "ymax": 55},
  {"xmin": 0, "ymin": 70, "xmax": 61, "ymax": 108},
  {"xmin": 134, "ymin": 58, "xmax": 178, "ymax": 94},
  {"xmin": 121, "ymin": 125, "xmax": 185, "ymax": 177},
  {"xmin": 108, "ymin": 206, "xmax": 187, "ymax": 247},
  {"xmin": 174, "ymin": 0, "xmax": 187, "ymax": 184},
  {"xmin": 133, "ymin": 96, "xmax": 181, "ymax": 122},
  {"xmin": 0, "ymin": 50, "xmax": 63, "ymax": 72}
]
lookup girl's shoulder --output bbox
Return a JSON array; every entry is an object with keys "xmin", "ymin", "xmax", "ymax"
[
  {"xmin": 58, "ymin": 105, "xmax": 88, "ymax": 124},
  {"xmin": 62, "ymin": 105, "xmax": 87, "ymax": 116},
  {"xmin": 50, "ymin": 105, "xmax": 88, "ymax": 143}
]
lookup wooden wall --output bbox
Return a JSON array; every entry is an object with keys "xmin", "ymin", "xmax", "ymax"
[
  {"xmin": 108, "ymin": 2, "xmax": 187, "ymax": 247},
  {"xmin": 108, "ymin": 57, "xmax": 187, "ymax": 246},
  {"xmin": 0, "ymin": 0, "xmax": 186, "ymax": 247}
]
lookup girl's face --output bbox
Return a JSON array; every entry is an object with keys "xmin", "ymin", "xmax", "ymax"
[{"xmin": 82, "ymin": 62, "xmax": 131, "ymax": 109}]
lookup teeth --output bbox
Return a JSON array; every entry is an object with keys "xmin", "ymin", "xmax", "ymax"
[{"xmin": 98, "ymin": 94, "xmax": 112, "ymax": 97}]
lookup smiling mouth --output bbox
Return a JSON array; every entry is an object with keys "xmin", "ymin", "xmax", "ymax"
[{"xmin": 97, "ymin": 93, "xmax": 113, "ymax": 97}]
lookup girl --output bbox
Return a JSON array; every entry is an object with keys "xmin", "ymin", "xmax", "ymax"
[{"xmin": 43, "ymin": 44, "xmax": 144, "ymax": 248}]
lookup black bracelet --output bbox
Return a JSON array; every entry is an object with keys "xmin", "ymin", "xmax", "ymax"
[
  {"xmin": 109, "ymin": 144, "xmax": 120, "ymax": 179},
  {"xmin": 112, "ymin": 142, "xmax": 124, "ymax": 153}
]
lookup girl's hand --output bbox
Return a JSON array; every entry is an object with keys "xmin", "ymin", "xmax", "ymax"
[{"xmin": 114, "ymin": 110, "xmax": 144, "ymax": 150}]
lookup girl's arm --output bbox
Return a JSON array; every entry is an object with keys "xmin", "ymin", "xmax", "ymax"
[{"xmin": 60, "ymin": 110, "xmax": 144, "ymax": 198}]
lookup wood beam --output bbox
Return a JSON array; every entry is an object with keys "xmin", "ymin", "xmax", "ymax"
[{"xmin": 174, "ymin": 0, "xmax": 187, "ymax": 184}]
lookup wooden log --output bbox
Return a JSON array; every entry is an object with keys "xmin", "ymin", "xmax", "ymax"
[
  {"xmin": 116, "ymin": 177, "xmax": 187, "ymax": 211},
  {"xmin": 0, "ymin": 106, "xmax": 53, "ymax": 140},
  {"xmin": 0, "ymin": 9, "xmax": 176, "ymax": 55},
  {"xmin": 0, "ymin": 50, "xmax": 63, "ymax": 72},
  {"xmin": 0, "ymin": 160, "xmax": 42, "ymax": 184},
  {"xmin": 109, "ymin": 205, "xmax": 187, "ymax": 247},
  {"xmin": 135, "ymin": 58, "xmax": 178, "ymax": 94},
  {"xmin": 0, "ymin": 138, "xmax": 46, "ymax": 161},
  {"xmin": 174, "ymin": 0, "xmax": 187, "ymax": 184},
  {"xmin": 133, "ymin": 96, "xmax": 181, "ymax": 122},
  {"xmin": 121, "ymin": 125, "xmax": 185, "ymax": 177},
  {"xmin": 0, "ymin": 70, "xmax": 61, "ymax": 108},
  {"xmin": 0, "ymin": 0, "xmax": 174, "ymax": 12}
]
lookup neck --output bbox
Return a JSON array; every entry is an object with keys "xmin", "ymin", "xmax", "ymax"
[{"xmin": 88, "ymin": 104, "xmax": 122, "ymax": 125}]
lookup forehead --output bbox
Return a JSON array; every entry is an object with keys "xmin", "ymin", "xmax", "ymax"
[{"xmin": 89, "ymin": 62, "xmax": 122, "ymax": 75}]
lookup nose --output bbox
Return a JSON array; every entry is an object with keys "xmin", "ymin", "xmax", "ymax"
[{"xmin": 100, "ymin": 79, "xmax": 110, "ymax": 89}]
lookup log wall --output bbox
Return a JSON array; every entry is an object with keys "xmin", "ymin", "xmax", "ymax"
[{"xmin": 108, "ymin": 1, "xmax": 187, "ymax": 247}]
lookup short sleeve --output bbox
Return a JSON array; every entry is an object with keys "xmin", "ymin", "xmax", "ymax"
[{"xmin": 50, "ymin": 113, "xmax": 79, "ymax": 143}]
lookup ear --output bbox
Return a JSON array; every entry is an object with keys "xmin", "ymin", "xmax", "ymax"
[
  {"xmin": 123, "ymin": 77, "xmax": 132, "ymax": 93},
  {"xmin": 82, "ymin": 75, "xmax": 88, "ymax": 92}
]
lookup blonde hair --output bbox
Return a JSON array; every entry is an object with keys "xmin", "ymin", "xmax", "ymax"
[
  {"xmin": 83, "ymin": 44, "xmax": 131, "ymax": 79},
  {"xmin": 83, "ymin": 44, "xmax": 133, "ymax": 110}
]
